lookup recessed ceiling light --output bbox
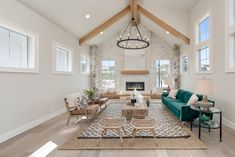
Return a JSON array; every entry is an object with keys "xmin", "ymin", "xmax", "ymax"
[
  {"xmin": 100, "ymin": 32, "xmax": 104, "ymax": 35},
  {"xmin": 166, "ymin": 31, "xmax": 170, "ymax": 34},
  {"xmin": 85, "ymin": 14, "xmax": 90, "ymax": 19}
]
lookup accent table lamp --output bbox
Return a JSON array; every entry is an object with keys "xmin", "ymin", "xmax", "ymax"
[{"xmin": 194, "ymin": 78, "xmax": 214, "ymax": 103}]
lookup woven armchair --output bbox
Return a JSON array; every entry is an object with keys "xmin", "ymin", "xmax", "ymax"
[{"xmin": 64, "ymin": 93, "xmax": 99, "ymax": 125}]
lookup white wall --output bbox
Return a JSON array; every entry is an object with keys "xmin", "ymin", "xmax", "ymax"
[
  {"xmin": 0, "ymin": 0, "xmax": 90, "ymax": 142},
  {"xmin": 180, "ymin": 0, "xmax": 235, "ymax": 129}
]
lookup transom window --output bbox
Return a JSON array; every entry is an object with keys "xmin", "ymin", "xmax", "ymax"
[
  {"xmin": 54, "ymin": 43, "xmax": 72, "ymax": 74},
  {"xmin": 199, "ymin": 47, "xmax": 210, "ymax": 72},
  {"xmin": 156, "ymin": 60, "xmax": 170, "ymax": 88},
  {"xmin": 199, "ymin": 17, "xmax": 209, "ymax": 43},
  {"xmin": 101, "ymin": 60, "xmax": 115, "ymax": 90}
]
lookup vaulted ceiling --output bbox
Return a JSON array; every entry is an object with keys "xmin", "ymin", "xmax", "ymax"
[{"xmin": 17, "ymin": 0, "xmax": 197, "ymax": 46}]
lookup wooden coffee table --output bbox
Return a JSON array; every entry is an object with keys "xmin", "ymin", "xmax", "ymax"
[{"xmin": 122, "ymin": 103, "xmax": 148, "ymax": 120}]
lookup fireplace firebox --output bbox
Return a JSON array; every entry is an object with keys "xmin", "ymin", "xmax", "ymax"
[{"xmin": 126, "ymin": 82, "xmax": 145, "ymax": 91}]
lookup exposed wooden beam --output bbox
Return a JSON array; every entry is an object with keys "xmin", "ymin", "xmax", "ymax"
[
  {"xmin": 138, "ymin": 5, "xmax": 190, "ymax": 45},
  {"xmin": 79, "ymin": 6, "xmax": 130, "ymax": 45},
  {"xmin": 129, "ymin": 0, "xmax": 139, "ymax": 24}
]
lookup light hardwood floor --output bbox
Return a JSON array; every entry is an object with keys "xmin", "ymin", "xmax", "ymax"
[{"xmin": 0, "ymin": 106, "xmax": 235, "ymax": 157}]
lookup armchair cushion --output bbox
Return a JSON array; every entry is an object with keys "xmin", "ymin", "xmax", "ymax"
[{"xmin": 66, "ymin": 93, "xmax": 82, "ymax": 108}]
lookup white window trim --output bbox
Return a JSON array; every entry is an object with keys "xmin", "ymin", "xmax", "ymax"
[
  {"xmin": 80, "ymin": 54, "xmax": 90, "ymax": 75},
  {"xmin": 180, "ymin": 54, "xmax": 189, "ymax": 75},
  {"xmin": 52, "ymin": 41, "xmax": 73, "ymax": 75},
  {"xmin": 0, "ymin": 20, "xmax": 39, "ymax": 73},
  {"xmin": 225, "ymin": 0, "xmax": 235, "ymax": 72},
  {"xmin": 195, "ymin": 10, "xmax": 213, "ymax": 74}
]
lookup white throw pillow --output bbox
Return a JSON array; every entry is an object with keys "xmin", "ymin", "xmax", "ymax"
[
  {"xmin": 167, "ymin": 89, "xmax": 178, "ymax": 99},
  {"xmin": 187, "ymin": 94, "xmax": 199, "ymax": 106}
]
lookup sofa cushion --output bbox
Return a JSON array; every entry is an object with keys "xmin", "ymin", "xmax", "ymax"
[
  {"xmin": 162, "ymin": 96, "xmax": 183, "ymax": 103},
  {"xmin": 176, "ymin": 89, "xmax": 186, "ymax": 101},
  {"xmin": 170, "ymin": 102, "xmax": 187, "ymax": 111},
  {"xmin": 184, "ymin": 91, "xmax": 193, "ymax": 103}
]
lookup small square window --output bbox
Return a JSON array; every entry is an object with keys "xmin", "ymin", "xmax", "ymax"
[
  {"xmin": 199, "ymin": 47, "xmax": 210, "ymax": 72},
  {"xmin": 54, "ymin": 43, "xmax": 72, "ymax": 74},
  {"xmin": 0, "ymin": 25, "xmax": 38, "ymax": 73}
]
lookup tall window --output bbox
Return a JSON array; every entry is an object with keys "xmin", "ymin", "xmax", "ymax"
[
  {"xmin": 0, "ymin": 25, "xmax": 37, "ymax": 72},
  {"xmin": 181, "ymin": 56, "xmax": 188, "ymax": 74},
  {"xmin": 196, "ymin": 14, "xmax": 211, "ymax": 72},
  {"xmin": 101, "ymin": 60, "xmax": 115, "ymax": 90},
  {"xmin": 54, "ymin": 43, "xmax": 72, "ymax": 74},
  {"xmin": 80, "ymin": 55, "xmax": 89, "ymax": 74},
  {"xmin": 225, "ymin": 0, "xmax": 235, "ymax": 72},
  {"xmin": 156, "ymin": 60, "xmax": 170, "ymax": 88}
]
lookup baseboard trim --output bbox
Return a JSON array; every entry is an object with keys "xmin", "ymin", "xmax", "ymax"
[
  {"xmin": 223, "ymin": 117, "xmax": 235, "ymax": 130},
  {"xmin": 0, "ymin": 108, "xmax": 66, "ymax": 143}
]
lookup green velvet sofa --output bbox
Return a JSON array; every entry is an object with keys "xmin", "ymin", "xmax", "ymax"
[{"xmin": 162, "ymin": 89, "xmax": 208, "ymax": 122}]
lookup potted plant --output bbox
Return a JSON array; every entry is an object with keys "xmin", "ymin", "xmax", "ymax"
[{"xmin": 83, "ymin": 88, "xmax": 98, "ymax": 100}]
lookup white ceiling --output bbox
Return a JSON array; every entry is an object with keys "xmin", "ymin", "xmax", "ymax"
[{"xmin": 17, "ymin": 0, "xmax": 197, "ymax": 46}]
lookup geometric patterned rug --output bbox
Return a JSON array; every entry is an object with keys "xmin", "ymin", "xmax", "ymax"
[
  {"xmin": 78, "ymin": 103, "xmax": 190, "ymax": 139},
  {"xmin": 59, "ymin": 102, "xmax": 207, "ymax": 150}
]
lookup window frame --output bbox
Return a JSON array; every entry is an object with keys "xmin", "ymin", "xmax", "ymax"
[
  {"xmin": 195, "ymin": 11, "xmax": 212, "ymax": 74},
  {"xmin": 0, "ymin": 22, "xmax": 39, "ymax": 73},
  {"xmin": 180, "ymin": 55, "xmax": 189, "ymax": 74},
  {"xmin": 80, "ymin": 54, "xmax": 90, "ymax": 75},
  {"xmin": 101, "ymin": 60, "xmax": 116, "ymax": 90},
  {"xmin": 225, "ymin": 0, "xmax": 235, "ymax": 72},
  {"xmin": 53, "ymin": 42, "xmax": 73, "ymax": 75},
  {"xmin": 156, "ymin": 59, "xmax": 171, "ymax": 89}
]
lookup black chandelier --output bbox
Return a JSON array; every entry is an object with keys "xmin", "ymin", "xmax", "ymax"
[{"xmin": 117, "ymin": 18, "xmax": 150, "ymax": 50}]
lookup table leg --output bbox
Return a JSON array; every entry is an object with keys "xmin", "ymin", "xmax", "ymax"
[
  {"xmin": 118, "ymin": 129, "xmax": 123, "ymax": 144},
  {"xmin": 151, "ymin": 129, "xmax": 158, "ymax": 146},
  {"xmin": 132, "ymin": 129, "xmax": 138, "ymax": 142},
  {"xmin": 199, "ymin": 111, "xmax": 201, "ymax": 140},
  {"xmin": 99, "ymin": 129, "xmax": 106, "ymax": 145},
  {"xmin": 220, "ymin": 112, "xmax": 222, "ymax": 142},
  {"xmin": 191, "ymin": 120, "xmax": 193, "ymax": 131},
  {"xmin": 122, "ymin": 126, "xmax": 127, "ymax": 135}
]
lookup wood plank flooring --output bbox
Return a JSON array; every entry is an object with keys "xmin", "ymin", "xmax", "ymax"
[{"xmin": 0, "ymin": 104, "xmax": 235, "ymax": 157}]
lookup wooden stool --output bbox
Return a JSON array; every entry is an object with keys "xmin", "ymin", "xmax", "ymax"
[
  {"xmin": 99, "ymin": 118, "xmax": 126, "ymax": 145},
  {"xmin": 130, "ymin": 118, "xmax": 158, "ymax": 146}
]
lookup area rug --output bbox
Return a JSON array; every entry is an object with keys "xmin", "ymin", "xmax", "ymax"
[{"xmin": 59, "ymin": 103, "xmax": 206, "ymax": 150}]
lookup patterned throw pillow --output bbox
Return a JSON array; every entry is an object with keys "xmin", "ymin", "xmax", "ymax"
[
  {"xmin": 187, "ymin": 93, "xmax": 199, "ymax": 106},
  {"xmin": 78, "ymin": 96, "xmax": 88, "ymax": 109},
  {"xmin": 168, "ymin": 89, "xmax": 178, "ymax": 99}
]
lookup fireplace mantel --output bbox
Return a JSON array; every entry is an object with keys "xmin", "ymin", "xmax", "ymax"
[{"xmin": 121, "ymin": 70, "xmax": 149, "ymax": 75}]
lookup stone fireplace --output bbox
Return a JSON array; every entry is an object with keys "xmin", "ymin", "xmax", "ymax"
[{"xmin": 126, "ymin": 82, "xmax": 145, "ymax": 91}]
